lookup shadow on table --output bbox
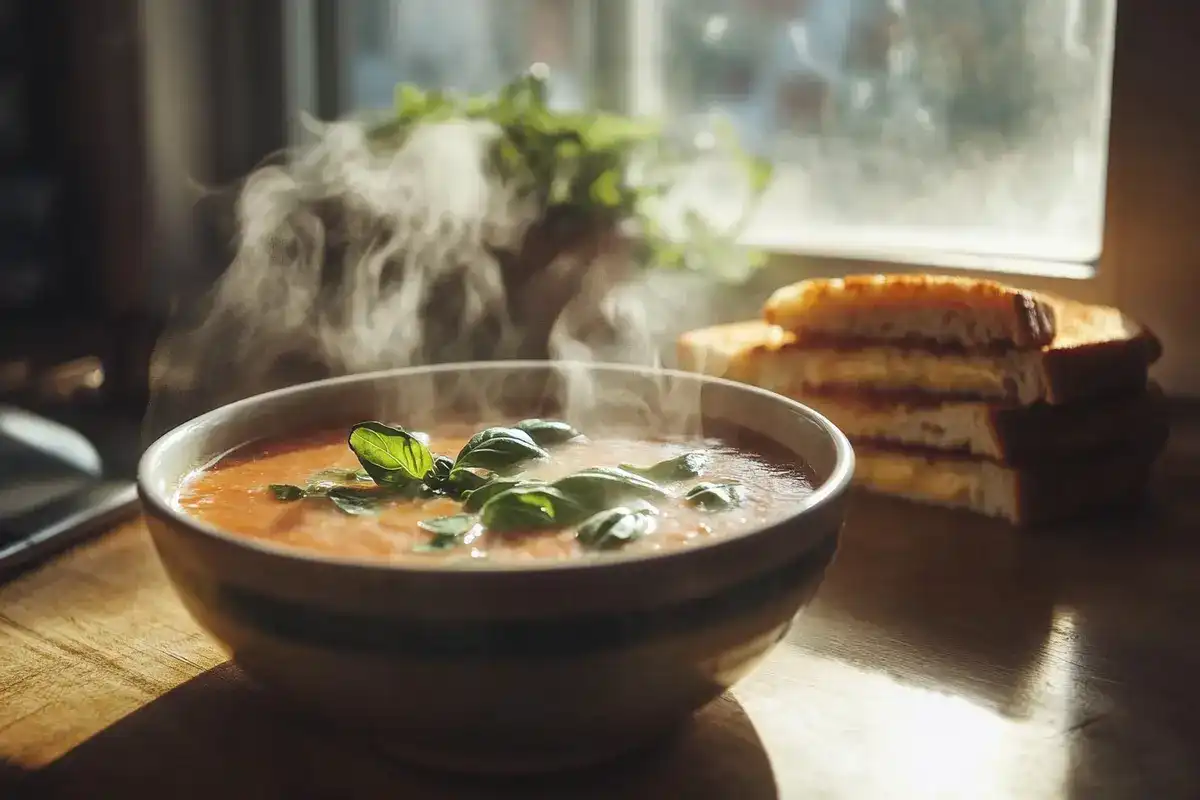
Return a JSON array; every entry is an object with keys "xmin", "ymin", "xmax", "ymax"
[
  {"xmin": 0, "ymin": 758, "xmax": 34, "ymax": 799},
  {"xmin": 27, "ymin": 662, "xmax": 778, "ymax": 800}
]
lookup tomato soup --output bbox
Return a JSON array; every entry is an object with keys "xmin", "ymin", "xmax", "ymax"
[{"xmin": 177, "ymin": 419, "xmax": 815, "ymax": 565}]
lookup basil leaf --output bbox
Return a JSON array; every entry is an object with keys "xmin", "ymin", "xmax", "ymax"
[
  {"xmin": 445, "ymin": 467, "xmax": 493, "ymax": 497},
  {"xmin": 684, "ymin": 482, "xmax": 746, "ymax": 512},
  {"xmin": 621, "ymin": 451, "xmax": 709, "ymax": 482},
  {"xmin": 395, "ymin": 482, "xmax": 442, "ymax": 501},
  {"xmin": 418, "ymin": 514, "xmax": 477, "ymax": 537},
  {"xmin": 551, "ymin": 467, "xmax": 668, "ymax": 513},
  {"xmin": 430, "ymin": 455, "xmax": 454, "ymax": 480},
  {"xmin": 305, "ymin": 468, "xmax": 374, "ymax": 496},
  {"xmin": 415, "ymin": 514, "xmax": 478, "ymax": 552},
  {"xmin": 513, "ymin": 418, "xmax": 581, "ymax": 446},
  {"xmin": 327, "ymin": 486, "xmax": 383, "ymax": 516},
  {"xmin": 480, "ymin": 486, "xmax": 588, "ymax": 532},
  {"xmin": 308, "ymin": 467, "xmax": 372, "ymax": 485},
  {"xmin": 421, "ymin": 455, "xmax": 456, "ymax": 490},
  {"xmin": 461, "ymin": 478, "xmax": 544, "ymax": 512},
  {"xmin": 269, "ymin": 484, "xmax": 306, "ymax": 502},
  {"xmin": 454, "ymin": 427, "xmax": 549, "ymax": 472},
  {"xmin": 348, "ymin": 421, "xmax": 434, "ymax": 486},
  {"xmin": 576, "ymin": 505, "xmax": 658, "ymax": 551}
]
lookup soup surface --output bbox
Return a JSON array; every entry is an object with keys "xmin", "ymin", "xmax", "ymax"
[{"xmin": 177, "ymin": 420, "xmax": 815, "ymax": 565}]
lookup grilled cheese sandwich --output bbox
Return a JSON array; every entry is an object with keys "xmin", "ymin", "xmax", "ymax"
[
  {"xmin": 679, "ymin": 300, "xmax": 1160, "ymax": 406},
  {"xmin": 678, "ymin": 279, "xmax": 1167, "ymax": 525}
]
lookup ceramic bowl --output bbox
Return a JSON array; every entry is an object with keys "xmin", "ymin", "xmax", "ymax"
[{"xmin": 138, "ymin": 361, "xmax": 854, "ymax": 774}]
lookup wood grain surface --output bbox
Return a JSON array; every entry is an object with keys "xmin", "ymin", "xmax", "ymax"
[{"xmin": 2, "ymin": 409, "xmax": 1199, "ymax": 799}]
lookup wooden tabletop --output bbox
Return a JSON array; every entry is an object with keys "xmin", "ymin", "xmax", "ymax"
[{"xmin": 3, "ymin": 409, "xmax": 1200, "ymax": 799}]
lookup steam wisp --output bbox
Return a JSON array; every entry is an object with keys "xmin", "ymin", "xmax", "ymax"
[{"xmin": 144, "ymin": 115, "xmax": 725, "ymax": 441}]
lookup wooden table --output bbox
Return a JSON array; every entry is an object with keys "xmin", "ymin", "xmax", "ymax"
[{"xmin": 3, "ymin": 411, "xmax": 1200, "ymax": 799}]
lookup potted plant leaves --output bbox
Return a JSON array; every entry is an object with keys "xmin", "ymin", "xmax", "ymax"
[{"xmin": 365, "ymin": 69, "xmax": 772, "ymax": 359}]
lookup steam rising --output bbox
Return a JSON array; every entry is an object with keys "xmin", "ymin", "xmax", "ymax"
[{"xmin": 145, "ymin": 116, "xmax": 715, "ymax": 441}]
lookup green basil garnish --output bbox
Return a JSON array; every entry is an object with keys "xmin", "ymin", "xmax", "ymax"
[
  {"xmin": 348, "ymin": 421, "xmax": 435, "ymax": 486},
  {"xmin": 422, "ymin": 457, "xmax": 490, "ymax": 499},
  {"xmin": 421, "ymin": 455, "xmax": 456, "ymax": 491},
  {"xmin": 469, "ymin": 468, "xmax": 667, "ymax": 527},
  {"xmin": 513, "ymin": 418, "xmax": 581, "ymax": 446},
  {"xmin": 264, "ymin": 417, "xmax": 738, "ymax": 553},
  {"xmin": 269, "ymin": 484, "xmax": 306, "ymax": 502},
  {"xmin": 479, "ymin": 486, "xmax": 588, "ymax": 532},
  {"xmin": 576, "ymin": 505, "xmax": 658, "ymax": 551},
  {"xmin": 454, "ymin": 427, "xmax": 549, "ymax": 472},
  {"xmin": 550, "ymin": 467, "xmax": 668, "ymax": 510},
  {"xmin": 461, "ymin": 478, "xmax": 543, "ymax": 512},
  {"xmin": 621, "ymin": 451, "xmax": 709, "ymax": 482},
  {"xmin": 269, "ymin": 479, "xmax": 422, "ymax": 513},
  {"xmin": 307, "ymin": 467, "xmax": 372, "ymax": 487},
  {"xmin": 418, "ymin": 514, "xmax": 477, "ymax": 537},
  {"xmin": 445, "ymin": 467, "xmax": 493, "ymax": 496},
  {"xmin": 415, "ymin": 513, "xmax": 478, "ymax": 551},
  {"xmin": 684, "ymin": 482, "xmax": 746, "ymax": 512},
  {"xmin": 327, "ymin": 486, "xmax": 383, "ymax": 516}
]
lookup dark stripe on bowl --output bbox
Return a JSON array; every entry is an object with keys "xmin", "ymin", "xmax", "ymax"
[{"xmin": 184, "ymin": 535, "xmax": 837, "ymax": 659}]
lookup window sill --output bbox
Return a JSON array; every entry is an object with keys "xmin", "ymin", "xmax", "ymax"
[
  {"xmin": 750, "ymin": 242, "xmax": 1096, "ymax": 282},
  {"xmin": 752, "ymin": 246, "xmax": 1113, "ymax": 310},
  {"xmin": 737, "ymin": 193, "xmax": 1104, "ymax": 267}
]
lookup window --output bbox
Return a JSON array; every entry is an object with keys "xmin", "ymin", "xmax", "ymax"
[
  {"xmin": 341, "ymin": 0, "xmax": 595, "ymax": 113},
  {"xmin": 659, "ymin": 0, "xmax": 1114, "ymax": 264},
  {"xmin": 322, "ymin": 0, "xmax": 1116, "ymax": 267},
  {"xmin": 255, "ymin": 2, "xmax": 1196, "ymax": 393}
]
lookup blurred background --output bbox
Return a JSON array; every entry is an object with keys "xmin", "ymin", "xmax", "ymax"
[
  {"xmin": 0, "ymin": 1, "xmax": 1196, "ymax": 566},
  {"xmin": 342, "ymin": 0, "xmax": 1111, "ymax": 259},
  {"xmin": 0, "ymin": 0, "xmax": 1128, "ymax": 411}
]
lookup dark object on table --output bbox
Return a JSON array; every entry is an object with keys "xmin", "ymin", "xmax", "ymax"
[{"xmin": 0, "ymin": 406, "xmax": 138, "ymax": 577}]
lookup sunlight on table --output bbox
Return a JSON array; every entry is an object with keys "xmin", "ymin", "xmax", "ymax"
[{"xmin": 734, "ymin": 608, "xmax": 1080, "ymax": 799}]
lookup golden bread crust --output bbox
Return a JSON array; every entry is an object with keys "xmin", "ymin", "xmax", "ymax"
[{"xmin": 763, "ymin": 273, "xmax": 1058, "ymax": 349}]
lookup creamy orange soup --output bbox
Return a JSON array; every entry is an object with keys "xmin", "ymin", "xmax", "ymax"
[{"xmin": 177, "ymin": 421, "xmax": 815, "ymax": 565}]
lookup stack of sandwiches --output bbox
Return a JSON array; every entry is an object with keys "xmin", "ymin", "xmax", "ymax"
[{"xmin": 678, "ymin": 274, "xmax": 1169, "ymax": 525}]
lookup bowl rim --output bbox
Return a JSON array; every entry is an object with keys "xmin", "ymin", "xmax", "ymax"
[{"xmin": 138, "ymin": 360, "xmax": 855, "ymax": 575}]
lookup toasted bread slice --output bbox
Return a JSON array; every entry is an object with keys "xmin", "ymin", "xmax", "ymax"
[
  {"xmin": 678, "ymin": 302, "xmax": 1160, "ymax": 406},
  {"xmin": 853, "ymin": 431, "xmax": 1167, "ymax": 526},
  {"xmin": 781, "ymin": 384, "xmax": 1165, "ymax": 464},
  {"xmin": 764, "ymin": 274, "xmax": 1058, "ymax": 349}
]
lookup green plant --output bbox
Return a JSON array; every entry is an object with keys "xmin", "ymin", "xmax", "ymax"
[{"xmin": 366, "ymin": 70, "xmax": 773, "ymax": 279}]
